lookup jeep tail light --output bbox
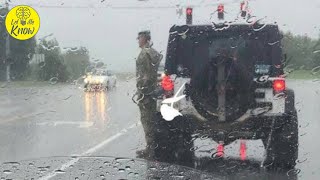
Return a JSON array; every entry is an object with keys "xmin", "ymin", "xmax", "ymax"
[
  {"xmin": 216, "ymin": 142, "xmax": 224, "ymax": 157},
  {"xmin": 273, "ymin": 79, "xmax": 285, "ymax": 92},
  {"xmin": 161, "ymin": 75, "xmax": 174, "ymax": 98},
  {"xmin": 161, "ymin": 75, "xmax": 174, "ymax": 91},
  {"xmin": 240, "ymin": 140, "xmax": 247, "ymax": 161}
]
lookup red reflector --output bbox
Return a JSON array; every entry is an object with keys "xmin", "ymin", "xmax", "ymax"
[
  {"xmin": 273, "ymin": 79, "xmax": 285, "ymax": 92},
  {"xmin": 217, "ymin": 4, "xmax": 224, "ymax": 13},
  {"xmin": 161, "ymin": 75, "xmax": 174, "ymax": 91},
  {"xmin": 216, "ymin": 142, "xmax": 224, "ymax": 157},
  {"xmin": 240, "ymin": 140, "xmax": 246, "ymax": 161},
  {"xmin": 186, "ymin": 7, "xmax": 193, "ymax": 15}
]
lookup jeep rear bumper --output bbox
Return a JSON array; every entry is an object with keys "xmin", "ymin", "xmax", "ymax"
[{"xmin": 180, "ymin": 114, "xmax": 292, "ymax": 145}]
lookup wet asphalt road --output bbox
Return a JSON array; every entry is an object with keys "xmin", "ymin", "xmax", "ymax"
[{"xmin": 0, "ymin": 79, "xmax": 319, "ymax": 179}]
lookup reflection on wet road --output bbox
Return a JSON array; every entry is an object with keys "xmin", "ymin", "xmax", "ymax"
[
  {"xmin": 84, "ymin": 92, "xmax": 108, "ymax": 125},
  {"xmin": 0, "ymin": 80, "xmax": 319, "ymax": 179}
]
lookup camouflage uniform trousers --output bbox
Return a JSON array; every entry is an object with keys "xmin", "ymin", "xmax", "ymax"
[{"xmin": 137, "ymin": 94, "xmax": 157, "ymax": 155}]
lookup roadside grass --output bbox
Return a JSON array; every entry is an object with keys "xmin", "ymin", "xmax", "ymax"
[
  {"xmin": 0, "ymin": 81, "xmax": 66, "ymax": 88},
  {"xmin": 286, "ymin": 70, "xmax": 320, "ymax": 79}
]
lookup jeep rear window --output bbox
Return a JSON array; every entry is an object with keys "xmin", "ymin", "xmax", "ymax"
[{"xmin": 165, "ymin": 26, "xmax": 283, "ymax": 76}]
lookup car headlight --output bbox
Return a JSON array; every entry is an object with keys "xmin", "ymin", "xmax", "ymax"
[{"xmin": 92, "ymin": 79, "xmax": 101, "ymax": 84}]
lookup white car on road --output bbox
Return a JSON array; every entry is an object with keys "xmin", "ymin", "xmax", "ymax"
[{"xmin": 84, "ymin": 70, "xmax": 117, "ymax": 91}]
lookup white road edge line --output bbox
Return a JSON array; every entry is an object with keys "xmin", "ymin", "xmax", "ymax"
[{"xmin": 39, "ymin": 123, "xmax": 140, "ymax": 180}]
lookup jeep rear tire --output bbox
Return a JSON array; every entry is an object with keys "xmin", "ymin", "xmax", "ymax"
[
  {"xmin": 264, "ymin": 112, "xmax": 298, "ymax": 169},
  {"xmin": 153, "ymin": 114, "xmax": 195, "ymax": 167}
]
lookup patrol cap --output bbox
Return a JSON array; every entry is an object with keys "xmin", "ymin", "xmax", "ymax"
[{"xmin": 137, "ymin": 30, "xmax": 151, "ymax": 40}]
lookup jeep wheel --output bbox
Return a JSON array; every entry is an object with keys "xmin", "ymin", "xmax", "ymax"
[
  {"xmin": 153, "ymin": 114, "xmax": 195, "ymax": 167},
  {"xmin": 263, "ymin": 112, "xmax": 298, "ymax": 169}
]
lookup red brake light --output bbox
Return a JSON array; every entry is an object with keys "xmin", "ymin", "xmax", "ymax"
[
  {"xmin": 216, "ymin": 143, "xmax": 224, "ymax": 157},
  {"xmin": 240, "ymin": 2, "xmax": 245, "ymax": 11},
  {"xmin": 186, "ymin": 8, "xmax": 193, "ymax": 15},
  {"xmin": 161, "ymin": 75, "xmax": 174, "ymax": 91},
  {"xmin": 273, "ymin": 79, "xmax": 285, "ymax": 92},
  {"xmin": 240, "ymin": 1, "xmax": 248, "ymax": 17},
  {"xmin": 217, "ymin": 4, "xmax": 224, "ymax": 20},
  {"xmin": 217, "ymin": 4, "xmax": 224, "ymax": 13},
  {"xmin": 186, "ymin": 7, "xmax": 193, "ymax": 25}
]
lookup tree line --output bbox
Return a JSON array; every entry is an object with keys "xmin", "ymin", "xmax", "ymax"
[
  {"xmin": 2, "ymin": 31, "xmax": 320, "ymax": 81},
  {"xmin": 0, "ymin": 3, "xmax": 319, "ymax": 82},
  {"xmin": 0, "ymin": 6, "xmax": 90, "ymax": 82},
  {"xmin": 30, "ymin": 38, "xmax": 90, "ymax": 82},
  {"xmin": 0, "ymin": 39, "xmax": 91, "ymax": 82},
  {"xmin": 0, "ymin": 36, "xmax": 90, "ymax": 82},
  {"xmin": 282, "ymin": 32, "xmax": 320, "ymax": 70}
]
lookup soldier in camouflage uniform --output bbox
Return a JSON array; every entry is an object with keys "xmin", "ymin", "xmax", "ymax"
[{"xmin": 135, "ymin": 31, "xmax": 163, "ymax": 158}]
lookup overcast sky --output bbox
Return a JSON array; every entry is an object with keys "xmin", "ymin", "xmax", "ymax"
[{"xmin": 3, "ymin": 0, "xmax": 320, "ymax": 72}]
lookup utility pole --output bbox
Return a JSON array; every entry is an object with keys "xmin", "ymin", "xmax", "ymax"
[{"xmin": 5, "ymin": 1, "xmax": 10, "ymax": 82}]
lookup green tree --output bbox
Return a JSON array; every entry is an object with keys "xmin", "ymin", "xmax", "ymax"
[
  {"xmin": 0, "ymin": 6, "xmax": 36, "ymax": 81},
  {"xmin": 10, "ymin": 36, "xmax": 36, "ymax": 80},
  {"xmin": 311, "ymin": 37, "xmax": 320, "ymax": 68},
  {"xmin": 37, "ymin": 38, "xmax": 69, "ymax": 82},
  {"xmin": 63, "ymin": 47, "xmax": 90, "ymax": 80},
  {"xmin": 0, "ymin": 8, "xmax": 7, "ymax": 80},
  {"xmin": 282, "ymin": 32, "xmax": 318, "ymax": 70}
]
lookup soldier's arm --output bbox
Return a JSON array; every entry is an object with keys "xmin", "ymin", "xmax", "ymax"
[
  {"xmin": 139, "ymin": 49, "xmax": 153, "ymax": 75},
  {"xmin": 137, "ymin": 49, "xmax": 157, "ymax": 94},
  {"xmin": 145, "ymin": 49, "xmax": 163, "ymax": 70}
]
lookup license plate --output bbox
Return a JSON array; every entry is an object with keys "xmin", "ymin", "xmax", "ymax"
[{"xmin": 255, "ymin": 64, "xmax": 271, "ymax": 74}]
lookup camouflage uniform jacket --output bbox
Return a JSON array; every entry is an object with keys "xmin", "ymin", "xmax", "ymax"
[{"xmin": 136, "ymin": 44, "xmax": 163, "ymax": 97}]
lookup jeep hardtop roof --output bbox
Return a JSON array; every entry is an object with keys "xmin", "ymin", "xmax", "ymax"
[{"xmin": 169, "ymin": 23, "xmax": 281, "ymax": 35}]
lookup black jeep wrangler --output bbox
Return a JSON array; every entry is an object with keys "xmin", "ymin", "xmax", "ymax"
[{"xmin": 153, "ymin": 23, "xmax": 298, "ymax": 169}]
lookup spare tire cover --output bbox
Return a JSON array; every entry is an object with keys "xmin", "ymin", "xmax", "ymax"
[{"xmin": 190, "ymin": 38, "xmax": 255, "ymax": 122}]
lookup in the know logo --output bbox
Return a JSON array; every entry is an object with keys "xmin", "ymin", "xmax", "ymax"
[{"xmin": 5, "ymin": 5, "xmax": 40, "ymax": 40}]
